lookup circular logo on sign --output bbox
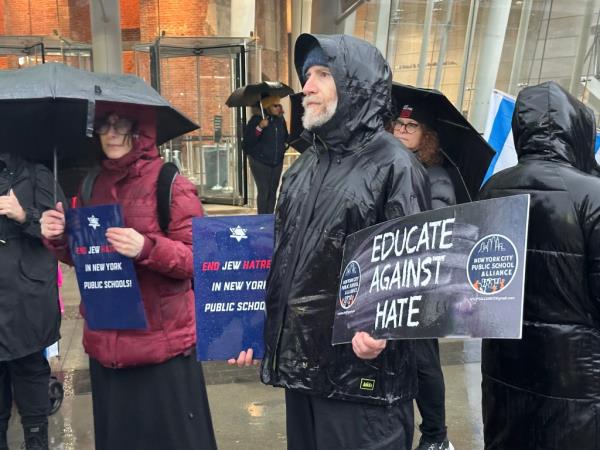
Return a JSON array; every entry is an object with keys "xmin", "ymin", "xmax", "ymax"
[
  {"xmin": 467, "ymin": 234, "xmax": 518, "ymax": 295},
  {"xmin": 339, "ymin": 261, "xmax": 361, "ymax": 309}
]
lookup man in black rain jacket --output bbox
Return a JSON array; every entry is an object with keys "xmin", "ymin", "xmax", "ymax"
[
  {"xmin": 479, "ymin": 81, "xmax": 600, "ymax": 450},
  {"xmin": 242, "ymin": 33, "xmax": 430, "ymax": 450},
  {"xmin": 0, "ymin": 153, "xmax": 64, "ymax": 450}
]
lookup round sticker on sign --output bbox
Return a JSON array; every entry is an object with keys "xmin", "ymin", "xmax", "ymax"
[
  {"xmin": 339, "ymin": 261, "xmax": 361, "ymax": 309},
  {"xmin": 467, "ymin": 234, "xmax": 518, "ymax": 295}
]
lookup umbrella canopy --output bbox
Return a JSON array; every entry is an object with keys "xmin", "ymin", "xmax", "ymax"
[
  {"xmin": 391, "ymin": 83, "xmax": 496, "ymax": 202},
  {"xmin": 226, "ymin": 81, "xmax": 294, "ymax": 108},
  {"xmin": 0, "ymin": 63, "xmax": 198, "ymax": 163},
  {"xmin": 92, "ymin": 70, "xmax": 198, "ymax": 144}
]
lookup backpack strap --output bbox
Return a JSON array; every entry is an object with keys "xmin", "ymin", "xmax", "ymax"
[
  {"xmin": 79, "ymin": 163, "xmax": 178, "ymax": 234},
  {"xmin": 157, "ymin": 162, "xmax": 179, "ymax": 234},
  {"xmin": 80, "ymin": 166, "xmax": 101, "ymax": 207}
]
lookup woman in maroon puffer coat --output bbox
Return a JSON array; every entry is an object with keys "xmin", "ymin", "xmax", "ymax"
[{"xmin": 40, "ymin": 103, "xmax": 217, "ymax": 450}]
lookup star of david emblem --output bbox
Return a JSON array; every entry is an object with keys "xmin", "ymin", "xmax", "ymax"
[
  {"xmin": 87, "ymin": 215, "xmax": 101, "ymax": 230},
  {"xmin": 229, "ymin": 225, "xmax": 248, "ymax": 242}
]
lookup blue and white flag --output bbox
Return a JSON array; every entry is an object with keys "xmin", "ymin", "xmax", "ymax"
[{"xmin": 483, "ymin": 89, "xmax": 600, "ymax": 184}]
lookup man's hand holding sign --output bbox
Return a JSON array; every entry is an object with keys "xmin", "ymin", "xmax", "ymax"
[{"xmin": 352, "ymin": 332, "xmax": 386, "ymax": 359}]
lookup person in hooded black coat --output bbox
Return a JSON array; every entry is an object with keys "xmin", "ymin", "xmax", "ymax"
[
  {"xmin": 0, "ymin": 153, "xmax": 64, "ymax": 450},
  {"xmin": 233, "ymin": 34, "xmax": 430, "ymax": 450},
  {"xmin": 243, "ymin": 96, "xmax": 289, "ymax": 214},
  {"xmin": 479, "ymin": 81, "xmax": 600, "ymax": 450}
]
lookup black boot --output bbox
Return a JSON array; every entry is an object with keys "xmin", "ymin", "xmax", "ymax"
[{"xmin": 23, "ymin": 423, "xmax": 48, "ymax": 450}]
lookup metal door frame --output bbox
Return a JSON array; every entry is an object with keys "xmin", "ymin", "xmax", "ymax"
[{"xmin": 136, "ymin": 36, "xmax": 256, "ymax": 205}]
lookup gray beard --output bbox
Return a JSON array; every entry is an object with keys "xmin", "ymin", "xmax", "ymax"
[{"xmin": 302, "ymin": 98, "xmax": 338, "ymax": 130}]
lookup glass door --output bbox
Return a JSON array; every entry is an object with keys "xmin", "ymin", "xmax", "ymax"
[{"xmin": 135, "ymin": 37, "xmax": 258, "ymax": 205}]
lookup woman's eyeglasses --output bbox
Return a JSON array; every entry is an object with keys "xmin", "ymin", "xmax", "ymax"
[
  {"xmin": 393, "ymin": 121, "xmax": 420, "ymax": 134},
  {"xmin": 95, "ymin": 117, "xmax": 134, "ymax": 135}
]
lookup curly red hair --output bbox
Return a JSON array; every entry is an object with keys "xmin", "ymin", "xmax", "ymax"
[
  {"xmin": 415, "ymin": 125, "xmax": 443, "ymax": 167},
  {"xmin": 386, "ymin": 120, "xmax": 443, "ymax": 167}
]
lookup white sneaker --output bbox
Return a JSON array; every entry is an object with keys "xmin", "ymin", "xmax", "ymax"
[{"xmin": 414, "ymin": 439, "xmax": 455, "ymax": 450}]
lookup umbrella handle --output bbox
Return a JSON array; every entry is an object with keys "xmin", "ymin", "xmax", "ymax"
[{"xmin": 260, "ymin": 103, "xmax": 265, "ymax": 119}]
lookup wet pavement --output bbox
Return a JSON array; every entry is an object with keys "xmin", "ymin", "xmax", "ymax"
[{"xmin": 6, "ymin": 205, "xmax": 485, "ymax": 449}]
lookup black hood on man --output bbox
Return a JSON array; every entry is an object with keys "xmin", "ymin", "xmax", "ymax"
[{"xmin": 294, "ymin": 33, "xmax": 393, "ymax": 154}]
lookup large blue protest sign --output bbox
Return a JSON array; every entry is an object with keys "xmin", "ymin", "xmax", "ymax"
[
  {"xmin": 193, "ymin": 215, "xmax": 274, "ymax": 361},
  {"xmin": 66, "ymin": 205, "xmax": 146, "ymax": 330},
  {"xmin": 332, "ymin": 195, "xmax": 530, "ymax": 343},
  {"xmin": 483, "ymin": 89, "xmax": 600, "ymax": 183}
]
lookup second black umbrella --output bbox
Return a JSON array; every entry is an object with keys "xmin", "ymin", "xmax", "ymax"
[
  {"xmin": 226, "ymin": 81, "xmax": 294, "ymax": 117},
  {"xmin": 391, "ymin": 83, "xmax": 496, "ymax": 202}
]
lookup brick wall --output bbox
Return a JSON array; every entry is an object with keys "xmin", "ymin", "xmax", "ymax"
[
  {"xmin": 0, "ymin": 1, "xmax": 4, "ymax": 35},
  {"xmin": 121, "ymin": 0, "xmax": 141, "ymax": 30},
  {"xmin": 152, "ymin": 54, "xmax": 238, "ymax": 141},
  {"xmin": 140, "ymin": 0, "xmax": 210, "ymax": 39},
  {"xmin": 137, "ymin": 0, "xmax": 213, "ymax": 136},
  {"xmin": 2, "ymin": 0, "xmax": 89, "ymax": 37},
  {"xmin": 66, "ymin": 0, "xmax": 91, "ymax": 42},
  {"xmin": 0, "ymin": 0, "xmax": 90, "ymax": 65},
  {"xmin": 4, "ymin": 0, "xmax": 32, "ymax": 35}
]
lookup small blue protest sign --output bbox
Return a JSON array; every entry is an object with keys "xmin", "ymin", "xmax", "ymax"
[
  {"xmin": 193, "ymin": 215, "xmax": 274, "ymax": 361},
  {"xmin": 66, "ymin": 204, "xmax": 146, "ymax": 330}
]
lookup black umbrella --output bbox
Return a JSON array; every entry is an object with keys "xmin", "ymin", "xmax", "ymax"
[
  {"xmin": 226, "ymin": 81, "xmax": 294, "ymax": 117},
  {"xmin": 391, "ymin": 83, "xmax": 496, "ymax": 202},
  {"xmin": 0, "ymin": 63, "xmax": 198, "ymax": 200},
  {"xmin": 0, "ymin": 63, "xmax": 198, "ymax": 163}
]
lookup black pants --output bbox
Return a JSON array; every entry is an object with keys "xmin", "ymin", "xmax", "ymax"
[
  {"xmin": 249, "ymin": 157, "xmax": 283, "ymax": 214},
  {"xmin": 415, "ymin": 339, "xmax": 447, "ymax": 442},
  {"xmin": 0, "ymin": 352, "xmax": 50, "ymax": 430},
  {"xmin": 285, "ymin": 389, "xmax": 414, "ymax": 450}
]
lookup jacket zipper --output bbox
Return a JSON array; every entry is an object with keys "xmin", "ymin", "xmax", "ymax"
[{"xmin": 271, "ymin": 134, "xmax": 332, "ymax": 372}]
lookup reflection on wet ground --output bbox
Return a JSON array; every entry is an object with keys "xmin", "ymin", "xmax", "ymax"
[
  {"xmin": 48, "ymin": 339, "xmax": 482, "ymax": 395},
  {"xmin": 7, "ymin": 341, "xmax": 484, "ymax": 450}
]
